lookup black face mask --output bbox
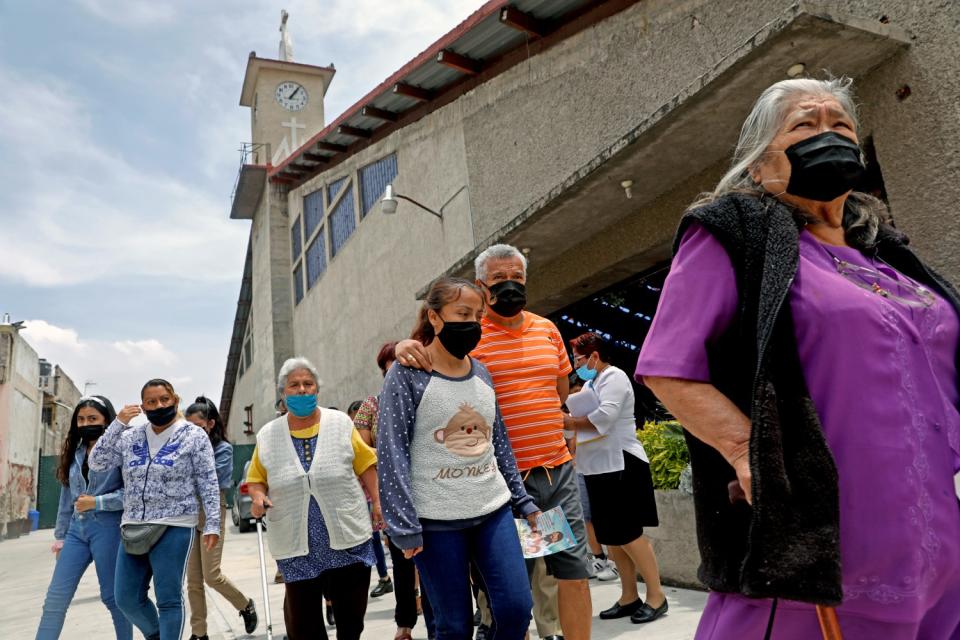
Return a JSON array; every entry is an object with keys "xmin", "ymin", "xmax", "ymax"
[
  {"xmin": 484, "ymin": 280, "xmax": 527, "ymax": 318},
  {"xmin": 145, "ymin": 404, "xmax": 178, "ymax": 427},
  {"xmin": 78, "ymin": 426, "xmax": 104, "ymax": 442},
  {"xmin": 784, "ymin": 131, "xmax": 865, "ymax": 202},
  {"xmin": 437, "ymin": 320, "xmax": 482, "ymax": 360}
]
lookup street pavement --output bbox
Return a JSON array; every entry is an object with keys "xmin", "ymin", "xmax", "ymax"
[{"xmin": 3, "ymin": 525, "xmax": 706, "ymax": 639}]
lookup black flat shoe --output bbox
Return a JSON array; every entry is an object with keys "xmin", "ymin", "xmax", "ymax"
[
  {"xmin": 326, "ymin": 602, "xmax": 336, "ymax": 627},
  {"xmin": 599, "ymin": 598, "xmax": 643, "ymax": 620},
  {"xmin": 371, "ymin": 576, "xmax": 394, "ymax": 597},
  {"xmin": 239, "ymin": 598, "xmax": 258, "ymax": 633},
  {"xmin": 631, "ymin": 599, "xmax": 668, "ymax": 623}
]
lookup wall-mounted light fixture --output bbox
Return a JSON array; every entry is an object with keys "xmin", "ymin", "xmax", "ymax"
[
  {"xmin": 787, "ymin": 63, "xmax": 806, "ymax": 78},
  {"xmin": 620, "ymin": 180, "xmax": 634, "ymax": 199},
  {"xmin": 381, "ymin": 184, "xmax": 443, "ymax": 219}
]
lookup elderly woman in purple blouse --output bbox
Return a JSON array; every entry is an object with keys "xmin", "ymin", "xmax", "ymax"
[{"xmin": 636, "ymin": 77, "xmax": 960, "ymax": 639}]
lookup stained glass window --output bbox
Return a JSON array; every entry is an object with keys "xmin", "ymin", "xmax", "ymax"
[
  {"xmin": 304, "ymin": 190, "xmax": 323, "ymax": 241},
  {"xmin": 291, "ymin": 215, "xmax": 302, "ymax": 260},
  {"xmin": 306, "ymin": 228, "xmax": 327, "ymax": 289},
  {"xmin": 359, "ymin": 153, "xmax": 398, "ymax": 218},
  {"xmin": 330, "ymin": 186, "xmax": 356, "ymax": 256},
  {"xmin": 293, "ymin": 261, "xmax": 304, "ymax": 305}
]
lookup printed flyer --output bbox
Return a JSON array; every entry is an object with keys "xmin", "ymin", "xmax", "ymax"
[{"xmin": 515, "ymin": 506, "xmax": 577, "ymax": 559}]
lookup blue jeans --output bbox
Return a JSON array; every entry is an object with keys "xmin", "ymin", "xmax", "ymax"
[
  {"xmin": 36, "ymin": 511, "xmax": 132, "ymax": 640},
  {"xmin": 371, "ymin": 530, "xmax": 389, "ymax": 579},
  {"xmin": 415, "ymin": 505, "xmax": 532, "ymax": 640},
  {"xmin": 115, "ymin": 525, "xmax": 194, "ymax": 640}
]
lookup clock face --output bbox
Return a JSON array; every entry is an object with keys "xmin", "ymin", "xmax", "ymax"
[{"xmin": 275, "ymin": 81, "xmax": 308, "ymax": 111}]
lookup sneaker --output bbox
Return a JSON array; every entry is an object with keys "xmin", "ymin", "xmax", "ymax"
[
  {"xmin": 589, "ymin": 555, "xmax": 605, "ymax": 579},
  {"xmin": 596, "ymin": 560, "xmax": 619, "ymax": 582},
  {"xmin": 371, "ymin": 576, "xmax": 394, "ymax": 598},
  {"xmin": 239, "ymin": 598, "xmax": 258, "ymax": 634}
]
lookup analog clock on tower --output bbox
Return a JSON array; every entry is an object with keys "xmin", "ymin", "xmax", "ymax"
[{"xmin": 275, "ymin": 81, "xmax": 308, "ymax": 111}]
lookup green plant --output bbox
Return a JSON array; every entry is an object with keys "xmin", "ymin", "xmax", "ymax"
[{"xmin": 637, "ymin": 421, "xmax": 690, "ymax": 490}]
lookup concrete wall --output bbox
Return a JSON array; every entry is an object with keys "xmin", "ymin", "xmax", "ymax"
[
  {"xmin": 232, "ymin": 0, "xmax": 960, "ymax": 420},
  {"xmin": 0, "ymin": 328, "xmax": 42, "ymax": 534},
  {"xmin": 250, "ymin": 66, "xmax": 329, "ymax": 166},
  {"xmin": 227, "ymin": 183, "xmax": 297, "ymax": 444},
  {"xmin": 648, "ymin": 490, "xmax": 703, "ymax": 589},
  {"xmin": 40, "ymin": 365, "xmax": 81, "ymax": 455},
  {"xmin": 286, "ymin": 102, "xmax": 475, "ymax": 408}
]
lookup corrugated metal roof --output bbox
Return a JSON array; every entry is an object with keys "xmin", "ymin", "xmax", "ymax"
[{"xmin": 271, "ymin": 0, "xmax": 622, "ymax": 182}]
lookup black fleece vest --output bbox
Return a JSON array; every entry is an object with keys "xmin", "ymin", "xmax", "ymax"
[{"xmin": 674, "ymin": 192, "xmax": 960, "ymax": 605}]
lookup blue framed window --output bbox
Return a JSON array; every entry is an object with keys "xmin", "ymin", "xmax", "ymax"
[
  {"xmin": 328, "ymin": 176, "xmax": 348, "ymax": 203},
  {"xmin": 291, "ymin": 215, "xmax": 302, "ymax": 260},
  {"xmin": 330, "ymin": 186, "xmax": 356, "ymax": 256},
  {"xmin": 293, "ymin": 261, "xmax": 304, "ymax": 305},
  {"xmin": 304, "ymin": 190, "xmax": 323, "ymax": 240},
  {"xmin": 306, "ymin": 228, "xmax": 327, "ymax": 289},
  {"xmin": 359, "ymin": 153, "xmax": 398, "ymax": 218}
]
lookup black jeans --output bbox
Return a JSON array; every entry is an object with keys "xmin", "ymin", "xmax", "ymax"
[
  {"xmin": 388, "ymin": 539, "xmax": 434, "ymax": 632},
  {"xmin": 283, "ymin": 562, "xmax": 371, "ymax": 640}
]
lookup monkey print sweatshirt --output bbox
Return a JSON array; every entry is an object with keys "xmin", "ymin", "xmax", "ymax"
[{"xmin": 377, "ymin": 359, "xmax": 538, "ymax": 550}]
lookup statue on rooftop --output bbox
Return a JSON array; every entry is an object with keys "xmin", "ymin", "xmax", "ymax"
[{"xmin": 279, "ymin": 9, "xmax": 293, "ymax": 61}]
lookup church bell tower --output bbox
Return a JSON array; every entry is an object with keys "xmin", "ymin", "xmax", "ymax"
[{"xmin": 239, "ymin": 10, "xmax": 335, "ymax": 166}]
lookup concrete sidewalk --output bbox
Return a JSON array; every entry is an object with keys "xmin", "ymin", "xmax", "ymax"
[{"xmin": 3, "ymin": 526, "xmax": 706, "ymax": 639}]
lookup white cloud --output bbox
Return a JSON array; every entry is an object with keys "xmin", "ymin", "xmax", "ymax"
[
  {"xmin": 20, "ymin": 319, "xmax": 205, "ymax": 405},
  {"xmin": 112, "ymin": 339, "xmax": 178, "ymax": 366},
  {"xmin": 73, "ymin": 0, "xmax": 177, "ymax": 27},
  {"xmin": 0, "ymin": 64, "xmax": 247, "ymax": 287}
]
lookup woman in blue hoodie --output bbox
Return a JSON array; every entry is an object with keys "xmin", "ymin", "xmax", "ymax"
[
  {"xmin": 90, "ymin": 378, "xmax": 220, "ymax": 640},
  {"xmin": 36, "ymin": 395, "xmax": 132, "ymax": 640}
]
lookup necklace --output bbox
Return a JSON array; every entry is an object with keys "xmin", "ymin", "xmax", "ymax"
[{"xmin": 822, "ymin": 246, "xmax": 936, "ymax": 308}]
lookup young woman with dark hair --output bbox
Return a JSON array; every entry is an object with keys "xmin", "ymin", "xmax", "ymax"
[
  {"xmin": 36, "ymin": 396, "xmax": 132, "ymax": 640},
  {"xmin": 354, "ymin": 341, "xmax": 440, "ymax": 640},
  {"xmin": 183, "ymin": 397, "xmax": 258, "ymax": 640},
  {"xmin": 90, "ymin": 378, "xmax": 221, "ymax": 640},
  {"xmin": 378, "ymin": 277, "xmax": 540, "ymax": 640}
]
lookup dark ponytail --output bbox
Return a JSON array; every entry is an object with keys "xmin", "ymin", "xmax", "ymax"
[
  {"xmin": 185, "ymin": 396, "xmax": 228, "ymax": 445},
  {"xmin": 410, "ymin": 277, "xmax": 483, "ymax": 346}
]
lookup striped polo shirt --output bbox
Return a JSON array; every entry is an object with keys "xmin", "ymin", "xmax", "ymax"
[{"xmin": 472, "ymin": 311, "xmax": 573, "ymax": 471}]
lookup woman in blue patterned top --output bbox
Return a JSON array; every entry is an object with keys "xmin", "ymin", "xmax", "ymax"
[
  {"xmin": 378, "ymin": 277, "xmax": 541, "ymax": 640},
  {"xmin": 36, "ymin": 396, "xmax": 131, "ymax": 640}
]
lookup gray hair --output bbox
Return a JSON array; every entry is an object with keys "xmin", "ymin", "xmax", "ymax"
[
  {"xmin": 696, "ymin": 77, "xmax": 888, "ymax": 248},
  {"xmin": 474, "ymin": 244, "xmax": 528, "ymax": 282},
  {"xmin": 277, "ymin": 357, "xmax": 321, "ymax": 396}
]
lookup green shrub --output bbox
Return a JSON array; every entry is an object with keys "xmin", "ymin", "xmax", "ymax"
[{"xmin": 637, "ymin": 421, "xmax": 690, "ymax": 490}]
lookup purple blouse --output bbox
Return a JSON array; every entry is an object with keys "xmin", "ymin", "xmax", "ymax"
[{"xmin": 636, "ymin": 224, "xmax": 960, "ymax": 623}]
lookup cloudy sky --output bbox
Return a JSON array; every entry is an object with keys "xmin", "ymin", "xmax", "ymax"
[{"xmin": 0, "ymin": 0, "xmax": 478, "ymax": 407}]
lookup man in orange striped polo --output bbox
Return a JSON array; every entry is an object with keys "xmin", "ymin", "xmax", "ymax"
[{"xmin": 396, "ymin": 244, "xmax": 592, "ymax": 640}]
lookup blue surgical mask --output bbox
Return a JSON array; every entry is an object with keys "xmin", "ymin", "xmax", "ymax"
[
  {"xmin": 285, "ymin": 394, "xmax": 318, "ymax": 418},
  {"xmin": 576, "ymin": 365, "xmax": 598, "ymax": 382}
]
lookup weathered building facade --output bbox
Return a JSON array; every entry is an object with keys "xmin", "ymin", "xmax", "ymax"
[
  {"xmin": 221, "ymin": 0, "xmax": 960, "ymax": 438},
  {"xmin": 0, "ymin": 322, "xmax": 43, "ymax": 537},
  {"xmin": 39, "ymin": 361, "xmax": 81, "ymax": 456}
]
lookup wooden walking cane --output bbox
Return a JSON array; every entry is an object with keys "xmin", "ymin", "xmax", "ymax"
[{"xmin": 816, "ymin": 605, "xmax": 843, "ymax": 640}]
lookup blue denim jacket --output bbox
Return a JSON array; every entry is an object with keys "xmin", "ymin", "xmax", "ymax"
[
  {"xmin": 54, "ymin": 445, "xmax": 124, "ymax": 540},
  {"xmin": 213, "ymin": 440, "xmax": 234, "ymax": 491}
]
